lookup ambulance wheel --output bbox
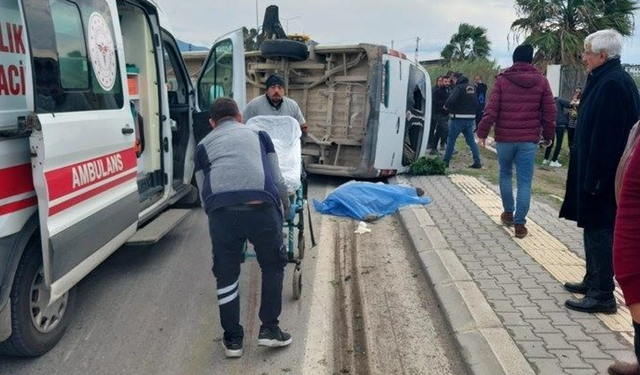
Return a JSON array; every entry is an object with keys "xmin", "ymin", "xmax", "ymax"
[
  {"xmin": 292, "ymin": 267, "xmax": 302, "ymax": 300},
  {"xmin": 0, "ymin": 239, "xmax": 75, "ymax": 357},
  {"xmin": 297, "ymin": 231, "xmax": 305, "ymax": 260},
  {"xmin": 260, "ymin": 39, "xmax": 308, "ymax": 61}
]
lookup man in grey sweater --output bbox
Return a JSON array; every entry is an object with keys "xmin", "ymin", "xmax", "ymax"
[{"xmin": 194, "ymin": 97, "xmax": 292, "ymax": 358}]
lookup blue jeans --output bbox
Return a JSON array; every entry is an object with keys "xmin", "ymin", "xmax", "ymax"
[
  {"xmin": 443, "ymin": 118, "xmax": 481, "ymax": 165},
  {"xmin": 495, "ymin": 142, "xmax": 537, "ymax": 225}
]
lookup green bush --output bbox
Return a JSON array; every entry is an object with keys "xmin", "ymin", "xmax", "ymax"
[{"xmin": 409, "ymin": 156, "xmax": 447, "ymax": 176}]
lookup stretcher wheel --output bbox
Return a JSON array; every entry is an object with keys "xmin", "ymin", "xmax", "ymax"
[
  {"xmin": 292, "ymin": 267, "xmax": 302, "ymax": 300},
  {"xmin": 297, "ymin": 232, "xmax": 305, "ymax": 260}
]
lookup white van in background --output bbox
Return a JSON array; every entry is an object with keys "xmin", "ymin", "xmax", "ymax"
[{"xmin": 0, "ymin": 0, "xmax": 241, "ymax": 356}]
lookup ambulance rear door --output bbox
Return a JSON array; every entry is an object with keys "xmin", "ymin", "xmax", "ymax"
[
  {"xmin": 193, "ymin": 29, "xmax": 245, "ymax": 144},
  {"xmin": 22, "ymin": 0, "xmax": 138, "ymax": 302}
]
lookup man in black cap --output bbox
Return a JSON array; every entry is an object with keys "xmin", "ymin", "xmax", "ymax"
[{"xmin": 243, "ymin": 74, "xmax": 308, "ymax": 137}]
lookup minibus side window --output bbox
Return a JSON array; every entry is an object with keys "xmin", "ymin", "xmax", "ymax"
[{"xmin": 50, "ymin": 0, "xmax": 89, "ymax": 90}]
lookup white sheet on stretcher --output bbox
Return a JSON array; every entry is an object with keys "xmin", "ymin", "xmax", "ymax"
[{"xmin": 246, "ymin": 115, "xmax": 302, "ymax": 193}]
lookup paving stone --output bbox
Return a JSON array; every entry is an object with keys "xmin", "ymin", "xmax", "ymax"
[
  {"xmin": 504, "ymin": 284, "xmax": 529, "ymax": 297},
  {"xmin": 529, "ymin": 357, "xmax": 568, "ymax": 373},
  {"xmin": 535, "ymin": 299, "xmax": 566, "ymax": 312},
  {"xmin": 572, "ymin": 341, "xmax": 613, "ymax": 359},
  {"xmin": 549, "ymin": 349, "xmax": 593, "ymax": 369},
  {"xmin": 529, "ymin": 319, "xmax": 560, "ymax": 334},
  {"xmin": 518, "ymin": 341, "xmax": 555, "ymax": 359},
  {"xmin": 592, "ymin": 333, "xmax": 634, "ymax": 350},
  {"xmin": 517, "ymin": 306, "xmax": 546, "ymax": 320},
  {"xmin": 511, "ymin": 295, "xmax": 537, "ymax": 307},
  {"xmin": 565, "ymin": 369, "xmax": 597, "ymax": 375},
  {"xmin": 539, "ymin": 333, "xmax": 577, "ymax": 350},
  {"xmin": 556, "ymin": 326, "xmax": 595, "ymax": 342},
  {"xmin": 476, "ymin": 278, "xmax": 501, "ymax": 290},
  {"xmin": 606, "ymin": 349, "xmax": 637, "ymax": 363},
  {"xmin": 576, "ymin": 319, "xmax": 618, "ymax": 334},
  {"xmin": 509, "ymin": 326, "xmax": 538, "ymax": 341},
  {"xmin": 489, "ymin": 300, "xmax": 517, "ymax": 313},
  {"xmin": 485, "ymin": 289, "xmax": 510, "ymax": 301},
  {"xmin": 545, "ymin": 312, "xmax": 580, "ymax": 326},
  {"xmin": 529, "ymin": 289, "xmax": 559, "ymax": 302},
  {"xmin": 499, "ymin": 312, "xmax": 530, "ymax": 326},
  {"xmin": 583, "ymin": 358, "xmax": 617, "ymax": 375}
]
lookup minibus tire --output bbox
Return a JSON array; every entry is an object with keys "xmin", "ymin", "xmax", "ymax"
[
  {"xmin": 0, "ymin": 239, "xmax": 75, "ymax": 357},
  {"xmin": 260, "ymin": 40, "xmax": 308, "ymax": 61}
]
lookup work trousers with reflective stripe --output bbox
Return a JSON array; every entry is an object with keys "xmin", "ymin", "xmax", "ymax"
[{"xmin": 207, "ymin": 204, "xmax": 288, "ymax": 341}]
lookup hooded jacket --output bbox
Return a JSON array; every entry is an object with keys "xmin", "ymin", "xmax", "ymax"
[
  {"xmin": 444, "ymin": 76, "xmax": 477, "ymax": 116},
  {"xmin": 477, "ymin": 62, "xmax": 556, "ymax": 142}
]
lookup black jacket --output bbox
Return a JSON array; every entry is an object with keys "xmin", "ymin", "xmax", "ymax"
[
  {"xmin": 555, "ymin": 97, "xmax": 571, "ymax": 127},
  {"xmin": 559, "ymin": 59, "xmax": 640, "ymax": 228},
  {"xmin": 432, "ymin": 86, "xmax": 449, "ymax": 116},
  {"xmin": 444, "ymin": 76, "xmax": 478, "ymax": 116}
]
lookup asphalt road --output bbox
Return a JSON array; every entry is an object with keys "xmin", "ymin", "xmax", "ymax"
[{"xmin": 0, "ymin": 176, "xmax": 464, "ymax": 375}]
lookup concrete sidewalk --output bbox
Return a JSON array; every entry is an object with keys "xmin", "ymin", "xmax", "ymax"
[{"xmin": 395, "ymin": 174, "xmax": 635, "ymax": 375}]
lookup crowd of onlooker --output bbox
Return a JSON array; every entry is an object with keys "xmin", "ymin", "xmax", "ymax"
[{"xmin": 429, "ymin": 29, "xmax": 640, "ymax": 375}]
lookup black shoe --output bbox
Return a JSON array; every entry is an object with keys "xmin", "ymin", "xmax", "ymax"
[
  {"xmin": 468, "ymin": 163, "xmax": 482, "ymax": 169},
  {"xmin": 222, "ymin": 337, "xmax": 243, "ymax": 358},
  {"xmin": 258, "ymin": 327, "xmax": 292, "ymax": 347},
  {"xmin": 564, "ymin": 282, "xmax": 589, "ymax": 295},
  {"xmin": 565, "ymin": 297, "xmax": 617, "ymax": 314}
]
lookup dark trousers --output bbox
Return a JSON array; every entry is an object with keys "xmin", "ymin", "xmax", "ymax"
[
  {"xmin": 430, "ymin": 114, "xmax": 449, "ymax": 149},
  {"xmin": 582, "ymin": 227, "xmax": 615, "ymax": 301},
  {"xmin": 207, "ymin": 204, "xmax": 288, "ymax": 340},
  {"xmin": 544, "ymin": 125, "xmax": 566, "ymax": 161}
]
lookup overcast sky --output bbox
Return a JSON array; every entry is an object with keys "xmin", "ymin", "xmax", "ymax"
[{"xmin": 155, "ymin": 0, "xmax": 640, "ymax": 68}]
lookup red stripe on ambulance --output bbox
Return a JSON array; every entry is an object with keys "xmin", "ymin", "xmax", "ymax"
[
  {"xmin": 0, "ymin": 196, "xmax": 37, "ymax": 216},
  {"xmin": 45, "ymin": 149, "xmax": 136, "ymax": 201},
  {"xmin": 48, "ymin": 169, "xmax": 136, "ymax": 216},
  {"xmin": 0, "ymin": 163, "xmax": 34, "ymax": 200}
]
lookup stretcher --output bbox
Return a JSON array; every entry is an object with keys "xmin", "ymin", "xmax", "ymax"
[{"xmin": 245, "ymin": 115, "xmax": 309, "ymax": 299}]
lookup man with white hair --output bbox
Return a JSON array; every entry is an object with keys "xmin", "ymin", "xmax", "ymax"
[{"xmin": 560, "ymin": 30, "xmax": 640, "ymax": 317}]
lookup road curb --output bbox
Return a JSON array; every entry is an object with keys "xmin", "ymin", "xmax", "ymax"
[{"xmin": 397, "ymin": 205, "xmax": 536, "ymax": 375}]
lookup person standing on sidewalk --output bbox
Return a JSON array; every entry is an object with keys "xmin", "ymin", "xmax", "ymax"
[
  {"xmin": 542, "ymin": 96, "xmax": 572, "ymax": 167},
  {"xmin": 195, "ymin": 97, "xmax": 293, "ymax": 358},
  {"xmin": 430, "ymin": 75, "xmax": 450, "ymax": 155},
  {"xmin": 608, "ymin": 121, "xmax": 640, "ymax": 375},
  {"xmin": 477, "ymin": 44, "xmax": 556, "ymax": 238},
  {"xmin": 443, "ymin": 72, "xmax": 482, "ymax": 169},
  {"xmin": 474, "ymin": 75, "xmax": 488, "ymax": 129},
  {"xmin": 560, "ymin": 29, "xmax": 640, "ymax": 315}
]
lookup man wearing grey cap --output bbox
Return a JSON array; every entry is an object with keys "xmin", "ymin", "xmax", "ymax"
[{"xmin": 243, "ymin": 74, "xmax": 308, "ymax": 138}]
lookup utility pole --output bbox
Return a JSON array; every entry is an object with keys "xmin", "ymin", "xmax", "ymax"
[
  {"xmin": 255, "ymin": 0, "xmax": 259, "ymax": 30},
  {"xmin": 415, "ymin": 37, "xmax": 420, "ymax": 62},
  {"xmin": 391, "ymin": 40, "xmax": 394, "ymax": 49}
]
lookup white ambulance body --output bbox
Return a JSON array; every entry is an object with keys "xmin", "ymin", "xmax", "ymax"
[{"xmin": 0, "ymin": 0, "xmax": 243, "ymax": 356}]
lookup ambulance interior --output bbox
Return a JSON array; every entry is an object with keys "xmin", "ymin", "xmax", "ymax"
[{"xmin": 117, "ymin": 2, "xmax": 191, "ymax": 209}]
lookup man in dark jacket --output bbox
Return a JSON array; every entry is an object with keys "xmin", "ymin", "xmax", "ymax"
[
  {"xmin": 474, "ymin": 75, "xmax": 488, "ymax": 128},
  {"xmin": 560, "ymin": 29, "xmax": 640, "ymax": 315},
  {"xmin": 477, "ymin": 44, "xmax": 556, "ymax": 238},
  {"xmin": 443, "ymin": 72, "xmax": 481, "ymax": 168},
  {"xmin": 430, "ymin": 75, "xmax": 450, "ymax": 154}
]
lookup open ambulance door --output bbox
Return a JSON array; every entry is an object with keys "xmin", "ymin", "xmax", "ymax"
[
  {"xmin": 374, "ymin": 55, "xmax": 411, "ymax": 172},
  {"xmin": 26, "ymin": 4, "xmax": 138, "ymax": 305},
  {"xmin": 193, "ymin": 29, "xmax": 246, "ymax": 144}
]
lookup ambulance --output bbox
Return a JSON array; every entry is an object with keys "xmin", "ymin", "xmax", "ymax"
[{"xmin": 0, "ymin": 0, "xmax": 244, "ymax": 356}]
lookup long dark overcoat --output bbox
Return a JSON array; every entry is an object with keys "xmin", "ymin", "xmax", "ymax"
[{"xmin": 559, "ymin": 58, "xmax": 640, "ymax": 229}]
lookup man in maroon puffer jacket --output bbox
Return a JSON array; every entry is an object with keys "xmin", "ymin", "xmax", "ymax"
[{"xmin": 477, "ymin": 44, "xmax": 556, "ymax": 238}]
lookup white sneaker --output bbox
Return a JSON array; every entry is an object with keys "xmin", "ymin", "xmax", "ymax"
[
  {"xmin": 542, "ymin": 159, "xmax": 550, "ymax": 165},
  {"xmin": 549, "ymin": 161, "xmax": 562, "ymax": 168}
]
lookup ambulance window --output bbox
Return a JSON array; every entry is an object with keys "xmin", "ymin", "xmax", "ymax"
[
  {"xmin": 23, "ymin": 0, "xmax": 124, "ymax": 113},
  {"xmin": 198, "ymin": 39, "xmax": 233, "ymax": 110},
  {"xmin": 50, "ymin": 0, "xmax": 89, "ymax": 90}
]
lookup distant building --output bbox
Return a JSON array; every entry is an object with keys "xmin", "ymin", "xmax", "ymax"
[
  {"xmin": 623, "ymin": 64, "xmax": 640, "ymax": 77},
  {"xmin": 420, "ymin": 58, "xmax": 445, "ymax": 68}
]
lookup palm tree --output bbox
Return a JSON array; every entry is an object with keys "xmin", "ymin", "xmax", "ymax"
[
  {"xmin": 511, "ymin": 0, "xmax": 638, "ymax": 66},
  {"xmin": 441, "ymin": 23, "xmax": 492, "ymax": 62}
]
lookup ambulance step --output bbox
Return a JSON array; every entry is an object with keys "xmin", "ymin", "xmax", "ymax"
[{"xmin": 125, "ymin": 209, "xmax": 191, "ymax": 246}]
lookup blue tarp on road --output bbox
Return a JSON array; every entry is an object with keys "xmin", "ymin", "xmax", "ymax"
[{"xmin": 313, "ymin": 181, "xmax": 431, "ymax": 221}]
